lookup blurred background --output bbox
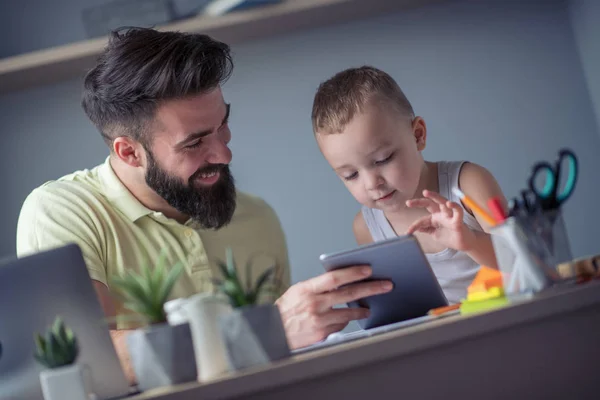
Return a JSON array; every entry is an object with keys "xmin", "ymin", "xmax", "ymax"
[{"xmin": 0, "ymin": 0, "xmax": 598, "ymax": 293}]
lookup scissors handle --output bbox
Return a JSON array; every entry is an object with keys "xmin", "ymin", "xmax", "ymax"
[
  {"xmin": 556, "ymin": 149, "xmax": 578, "ymax": 203},
  {"xmin": 528, "ymin": 149, "xmax": 578, "ymax": 210},
  {"xmin": 528, "ymin": 162, "xmax": 556, "ymax": 200}
]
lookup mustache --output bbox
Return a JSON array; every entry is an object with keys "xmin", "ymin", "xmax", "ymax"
[{"xmin": 189, "ymin": 164, "xmax": 229, "ymax": 182}]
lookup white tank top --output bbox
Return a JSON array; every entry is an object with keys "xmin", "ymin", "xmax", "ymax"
[{"xmin": 361, "ymin": 161, "xmax": 482, "ymax": 304}]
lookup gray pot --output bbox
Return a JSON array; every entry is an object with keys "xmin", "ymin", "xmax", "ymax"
[
  {"xmin": 126, "ymin": 322, "xmax": 197, "ymax": 391},
  {"xmin": 219, "ymin": 304, "xmax": 290, "ymax": 371}
]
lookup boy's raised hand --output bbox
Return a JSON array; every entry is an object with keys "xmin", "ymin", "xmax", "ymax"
[{"xmin": 405, "ymin": 190, "xmax": 476, "ymax": 251}]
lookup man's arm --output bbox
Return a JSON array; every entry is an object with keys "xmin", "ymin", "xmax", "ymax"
[
  {"xmin": 16, "ymin": 184, "xmax": 137, "ymax": 384},
  {"xmin": 92, "ymin": 281, "xmax": 136, "ymax": 385}
]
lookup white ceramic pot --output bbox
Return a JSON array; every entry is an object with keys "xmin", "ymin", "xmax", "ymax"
[
  {"xmin": 179, "ymin": 293, "xmax": 233, "ymax": 382},
  {"xmin": 39, "ymin": 363, "xmax": 92, "ymax": 400}
]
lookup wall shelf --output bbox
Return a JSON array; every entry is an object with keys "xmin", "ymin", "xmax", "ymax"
[{"xmin": 0, "ymin": 0, "xmax": 446, "ymax": 95}]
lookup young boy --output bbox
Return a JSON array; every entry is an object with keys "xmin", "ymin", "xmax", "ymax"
[{"xmin": 311, "ymin": 66, "xmax": 508, "ymax": 304}]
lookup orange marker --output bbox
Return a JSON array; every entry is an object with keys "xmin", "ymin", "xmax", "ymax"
[
  {"xmin": 428, "ymin": 303, "xmax": 461, "ymax": 316},
  {"xmin": 452, "ymin": 188, "xmax": 498, "ymax": 226}
]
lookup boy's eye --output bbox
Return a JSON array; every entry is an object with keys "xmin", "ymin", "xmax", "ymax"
[
  {"xmin": 343, "ymin": 172, "xmax": 358, "ymax": 181},
  {"xmin": 375, "ymin": 153, "xmax": 394, "ymax": 165}
]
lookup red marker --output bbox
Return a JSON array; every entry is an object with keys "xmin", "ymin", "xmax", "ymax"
[{"xmin": 487, "ymin": 197, "xmax": 507, "ymax": 223}]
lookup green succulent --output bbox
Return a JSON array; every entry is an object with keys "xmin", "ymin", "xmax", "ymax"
[
  {"xmin": 33, "ymin": 316, "xmax": 79, "ymax": 369},
  {"xmin": 212, "ymin": 247, "xmax": 279, "ymax": 308},
  {"xmin": 109, "ymin": 249, "xmax": 184, "ymax": 326}
]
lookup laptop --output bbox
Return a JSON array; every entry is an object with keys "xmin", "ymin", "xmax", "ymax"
[{"xmin": 0, "ymin": 243, "xmax": 132, "ymax": 400}]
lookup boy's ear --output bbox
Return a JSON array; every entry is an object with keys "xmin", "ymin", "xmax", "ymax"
[{"xmin": 412, "ymin": 117, "xmax": 427, "ymax": 151}]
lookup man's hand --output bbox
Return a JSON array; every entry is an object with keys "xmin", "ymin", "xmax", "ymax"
[{"xmin": 275, "ymin": 265, "xmax": 393, "ymax": 349}]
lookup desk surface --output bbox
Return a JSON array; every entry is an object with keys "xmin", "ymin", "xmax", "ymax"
[{"xmin": 130, "ymin": 280, "xmax": 600, "ymax": 400}]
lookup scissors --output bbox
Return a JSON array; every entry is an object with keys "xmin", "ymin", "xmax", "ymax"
[
  {"xmin": 527, "ymin": 148, "xmax": 578, "ymax": 212},
  {"xmin": 508, "ymin": 189, "xmax": 538, "ymax": 217}
]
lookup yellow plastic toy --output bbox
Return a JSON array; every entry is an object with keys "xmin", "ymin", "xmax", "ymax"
[{"xmin": 460, "ymin": 266, "xmax": 509, "ymax": 315}]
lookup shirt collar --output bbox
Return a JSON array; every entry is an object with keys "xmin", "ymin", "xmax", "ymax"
[{"xmin": 98, "ymin": 156, "xmax": 153, "ymax": 222}]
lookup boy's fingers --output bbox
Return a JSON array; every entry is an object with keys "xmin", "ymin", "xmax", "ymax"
[
  {"xmin": 407, "ymin": 216, "xmax": 432, "ymax": 234},
  {"xmin": 423, "ymin": 190, "xmax": 449, "ymax": 205},
  {"xmin": 448, "ymin": 201, "xmax": 463, "ymax": 223},
  {"xmin": 439, "ymin": 203, "xmax": 452, "ymax": 219},
  {"xmin": 406, "ymin": 198, "xmax": 439, "ymax": 214}
]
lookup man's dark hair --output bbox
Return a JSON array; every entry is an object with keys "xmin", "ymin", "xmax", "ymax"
[{"xmin": 82, "ymin": 27, "xmax": 233, "ymax": 147}]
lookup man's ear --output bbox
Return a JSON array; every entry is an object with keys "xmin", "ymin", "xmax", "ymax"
[
  {"xmin": 412, "ymin": 117, "xmax": 427, "ymax": 151},
  {"xmin": 113, "ymin": 137, "xmax": 146, "ymax": 168}
]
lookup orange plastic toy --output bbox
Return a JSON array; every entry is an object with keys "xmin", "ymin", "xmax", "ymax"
[{"xmin": 467, "ymin": 266, "xmax": 503, "ymax": 294}]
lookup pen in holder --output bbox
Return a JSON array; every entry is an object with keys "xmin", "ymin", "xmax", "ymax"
[{"xmin": 490, "ymin": 209, "xmax": 573, "ymax": 296}]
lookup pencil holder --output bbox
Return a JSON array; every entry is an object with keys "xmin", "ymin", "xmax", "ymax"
[{"xmin": 490, "ymin": 209, "xmax": 573, "ymax": 295}]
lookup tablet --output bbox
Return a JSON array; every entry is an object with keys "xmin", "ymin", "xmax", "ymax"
[{"xmin": 319, "ymin": 235, "xmax": 448, "ymax": 330}]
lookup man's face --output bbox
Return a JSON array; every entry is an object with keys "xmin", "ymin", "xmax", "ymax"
[{"xmin": 144, "ymin": 88, "xmax": 236, "ymax": 229}]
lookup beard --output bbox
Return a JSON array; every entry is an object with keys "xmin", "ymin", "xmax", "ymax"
[{"xmin": 144, "ymin": 150, "xmax": 237, "ymax": 229}]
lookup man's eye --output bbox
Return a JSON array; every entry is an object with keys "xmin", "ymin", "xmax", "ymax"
[
  {"xmin": 343, "ymin": 172, "xmax": 358, "ymax": 181},
  {"xmin": 186, "ymin": 140, "xmax": 202, "ymax": 149}
]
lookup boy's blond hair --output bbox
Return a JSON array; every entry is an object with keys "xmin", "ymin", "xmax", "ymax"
[{"xmin": 311, "ymin": 66, "xmax": 415, "ymax": 135}]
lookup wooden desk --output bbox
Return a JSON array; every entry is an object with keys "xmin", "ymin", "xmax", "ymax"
[{"xmin": 131, "ymin": 281, "xmax": 600, "ymax": 400}]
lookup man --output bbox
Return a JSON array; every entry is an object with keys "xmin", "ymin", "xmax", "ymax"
[{"xmin": 16, "ymin": 27, "xmax": 392, "ymax": 383}]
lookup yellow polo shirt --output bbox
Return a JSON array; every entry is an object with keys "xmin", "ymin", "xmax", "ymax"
[{"xmin": 16, "ymin": 157, "xmax": 291, "ymax": 328}]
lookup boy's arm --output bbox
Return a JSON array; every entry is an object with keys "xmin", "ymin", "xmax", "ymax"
[
  {"xmin": 458, "ymin": 162, "xmax": 509, "ymax": 269},
  {"xmin": 353, "ymin": 212, "xmax": 374, "ymax": 245}
]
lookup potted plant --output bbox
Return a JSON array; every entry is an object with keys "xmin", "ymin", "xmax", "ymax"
[
  {"xmin": 109, "ymin": 249, "xmax": 197, "ymax": 391},
  {"xmin": 34, "ymin": 316, "xmax": 91, "ymax": 400},
  {"xmin": 213, "ymin": 247, "xmax": 291, "ymax": 371}
]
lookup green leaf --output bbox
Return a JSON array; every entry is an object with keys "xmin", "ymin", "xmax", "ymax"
[
  {"xmin": 46, "ymin": 331, "xmax": 59, "ymax": 368},
  {"xmin": 122, "ymin": 301, "xmax": 155, "ymax": 320},
  {"xmin": 216, "ymin": 261, "xmax": 229, "ymax": 279},
  {"xmin": 253, "ymin": 265, "xmax": 276, "ymax": 299},
  {"xmin": 34, "ymin": 333, "xmax": 46, "ymax": 355},
  {"xmin": 245, "ymin": 254, "xmax": 258, "ymax": 297},
  {"xmin": 143, "ymin": 260, "xmax": 154, "ymax": 290},
  {"xmin": 111, "ymin": 275, "xmax": 150, "ymax": 308},
  {"xmin": 225, "ymin": 248, "xmax": 238, "ymax": 279},
  {"xmin": 220, "ymin": 280, "xmax": 247, "ymax": 307},
  {"xmin": 34, "ymin": 353, "xmax": 48, "ymax": 369},
  {"xmin": 52, "ymin": 318, "xmax": 69, "ymax": 350},
  {"xmin": 157, "ymin": 261, "xmax": 184, "ymax": 307},
  {"xmin": 152, "ymin": 251, "xmax": 168, "ymax": 294},
  {"xmin": 130, "ymin": 272, "xmax": 153, "ymax": 301}
]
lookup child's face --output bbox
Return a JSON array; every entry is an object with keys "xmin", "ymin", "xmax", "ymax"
[{"xmin": 317, "ymin": 104, "xmax": 426, "ymax": 212}]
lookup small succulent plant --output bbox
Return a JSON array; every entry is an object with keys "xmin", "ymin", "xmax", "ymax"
[
  {"xmin": 33, "ymin": 316, "xmax": 79, "ymax": 369},
  {"xmin": 109, "ymin": 249, "xmax": 184, "ymax": 326},
  {"xmin": 212, "ymin": 247, "xmax": 279, "ymax": 308}
]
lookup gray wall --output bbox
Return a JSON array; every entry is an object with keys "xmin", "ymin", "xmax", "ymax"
[
  {"xmin": 569, "ymin": 0, "xmax": 600, "ymax": 131},
  {"xmin": 1, "ymin": 0, "xmax": 599, "ymax": 290}
]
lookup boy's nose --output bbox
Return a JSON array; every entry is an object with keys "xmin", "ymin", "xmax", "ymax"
[{"xmin": 364, "ymin": 172, "xmax": 385, "ymax": 191}]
